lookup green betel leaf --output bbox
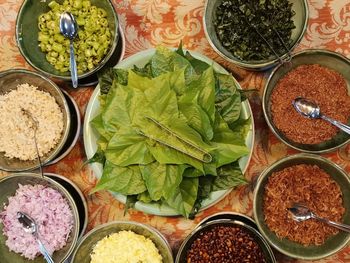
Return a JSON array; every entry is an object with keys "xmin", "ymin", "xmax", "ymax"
[
  {"xmin": 228, "ymin": 115, "xmax": 252, "ymax": 140},
  {"xmin": 92, "ymin": 161, "xmax": 146, "ymax": 195},
  {"xmin": 184, "ymin": 51, "xmax": 211, "ymax": 74},
  {"xmin": 179, "ymin": 100, "xmax": 213, "ymax": 141},
  {"xmin": 165, "ymin": 177, "xmax": 199, "ymax": 218},
  {"xmin": 176, "ymin": 44, "xmax": 210, "ymax": 75},
  {"xmin": 151, "ymin": 46, "xmax": 192, "ymax": 75},
  {"xmin": 168, "ymin": 68, "xmax": 186, "ymax": 95},
  {"xmin": 215, "ymin": 73, "xmax": 242, "ymax": 125},
  {"xmin": 102, "ymin": 83, "xmax": 146, "ymax": 132},
  {"xmin": 177, "ymin": 68, "xmax": 216, "ymax": 141},
  {"xmin": 132, "ymin": 62, "xmax": 153, "ymax": 78},
  {"xmin": 142, "ymin": 73, "xmax": 180, "ymax": 120},
  {"xmin": 142, "ymin": 117, "xmax": 213, "ymax": 171},
  {"xmin": 151, "ymin": 46, "xmax": 197, "ymax": 83},
  {"xmin": 189, "ymin": 176, "xmax": 214, "ymax": 219},
  {"xmin": 105, "ymin": 130, "xmax": 154, "ymax": 166},
  {"xmin": 147, "ymin": 141, "xmax": 204, "ymax": 172},
  {"xmin": 212, "ymin": 162, "xmax": 247, "ymax": 191},
  {"xmin": 137, "ymin": 191, "xmax": 153, "ymax": 203},
  {"xmin": 90, "ymin": 45, "xmax": 250, "ymax": 217},
  {"xmin": 211, "ymin": 113, "xmax": 249, "ymax": 167},
  {"xmin": 187, "ymin": 67, "xmax": 216, "ymax": 123},
  {"xmin": 213, "ymin": 112, "xmax": 247, "ymax": 145},
  {"xmin": 215, "ymin": 73, "xmax": 238, "ymax": 93},
  {"xmin": 98, "ymin": 68, "xmax": 128, "ymax": 95},
  {"xmin": 90, "ymin": 113, "xmax": 113, "ymax": 141},
  {"xmin": 140, "ymin": 163, "xmax": 186, "ymax": 201},
  {"xmin": 211, "ymin": 142, "xmax": 249, "ymax": 168},
  {"xmin": 98, "ymin": 68, "xmax": 116, "ymax": 95},
  {"xmin": 87, "ymin": 148, "xmax": 106, "ymax": 165}
]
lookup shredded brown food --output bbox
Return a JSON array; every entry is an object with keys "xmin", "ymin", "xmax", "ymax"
[
  {"xmin": 263, "ymin": 164, "xmax": 345, "ymax": 246},
  {"xmin": 271, "ymin": 64, "xmax": 350, "ymax": 144}
]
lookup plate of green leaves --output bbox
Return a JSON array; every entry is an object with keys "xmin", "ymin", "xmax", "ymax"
[{"xmin": 83, "ymin": 46, "xmax": 254, "ymax": 218}]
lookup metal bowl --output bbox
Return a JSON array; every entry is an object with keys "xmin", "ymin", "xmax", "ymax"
[
  {"xmin": 16, "ymin": 0, "xmax": 118, "ymax": 82},
  {"xmin": 71, "ymin": 221, "xmax": 174, "ymax": 263},
  {"xmin": 45, "ymin": 173, "xmax": 88, "ymax": 240},
  {"xmin": 263, "ymin": 49, "xmax": 350, "ymax": 153},
  {"xmin": 0, "ymin": 69, "xmax": 71, "ymax": 171},
  {"xmin": 253, "ymin": 153, "xmax": 350, "ymax": 260},
  {"xmin": 0, "ymin": 173, "xmax": 80, "ymax": 263},
  {"xmin": 197, "ymin": 211, "xmax": 257, "ymax": 230},
  {"xmin": 203, "ymin": 0, "xmax": 308, "ymax": 70},
  {"xmin": 176, "ymin": 219, "xmax": 276, "ymax": 263},
  {"xmin": 45, "ymin": 90, "xmax": 80, "ymax": 166}
]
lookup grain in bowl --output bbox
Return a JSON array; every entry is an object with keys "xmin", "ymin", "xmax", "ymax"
[
  {"xmin": 270, "ymin": 64, "xmax": 350, "ymax": 145},
  {"xmin": 0, "ymin": 83, "xmax": 64, "ymax": 161},
  {"xmin": 263, "ymin": 163, "xmax": 345, "ymax": 246}
]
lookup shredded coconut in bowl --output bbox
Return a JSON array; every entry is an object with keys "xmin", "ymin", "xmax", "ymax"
[
  {"xmin": 0, "ymin": 184, "xmax": 74, "ymax": 260},
  {"xmin": 0, "ymin": 83, "xmax": 64, "ymax": 161}
]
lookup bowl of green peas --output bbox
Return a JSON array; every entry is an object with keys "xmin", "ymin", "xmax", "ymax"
[{"xmin": 16, "ymin": 0, "xmax": 118, "ymax": 83}]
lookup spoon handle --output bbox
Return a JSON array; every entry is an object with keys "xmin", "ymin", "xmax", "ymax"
[
  {"xmin": 314, "ymin": 215, "xmax": 350, "ymax": 233},
  {"xmin": 320, "ymin": 114, "xmax": 350, "ymax": 135},
  {"xmin": 37, "ymin": 239, "xmax": 55, "ymax": 263},
  {"xmin": 69, "ymin": 40, "xmax": 78, "ymax": 88}
]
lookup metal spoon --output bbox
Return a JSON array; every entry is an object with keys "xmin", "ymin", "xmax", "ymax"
[
  {"xmin": 292, "ymin": 97, "xmax": 350, "ymax": 135},
  {"xmin": 59, "ymin": 12, "xmax": 78, "ymax": 88},
  {"xmin": 288, "ymin": 203, "xmax": 350, "ymax": 233},
  {"xmin": 17, "ymin": 212, "xmax": 55, "ymax": 263},
  {"xmin": 21, "ymin": 109, "xmax": 43, "ymax": 178}
]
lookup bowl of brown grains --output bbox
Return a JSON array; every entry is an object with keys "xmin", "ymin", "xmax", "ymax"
[
  {"xmin": 253, "ymin": 153, "xmax": 350, "ymax": 260},
  {"xmin": 176, "ymin": 218, "xmax": 276, "ymax": 263},
  {"xmin": 263, "ymin": 49, "xmax": 350, "ymax": 153}
]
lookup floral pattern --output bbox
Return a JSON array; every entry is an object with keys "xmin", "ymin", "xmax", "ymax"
[
  {"xmin": 1, "ymin": 0, "xmax": 350, "ymax": 262},
  {"xmin": 0, "ymin": 0, "xmax": 17, "ymax": 31}
]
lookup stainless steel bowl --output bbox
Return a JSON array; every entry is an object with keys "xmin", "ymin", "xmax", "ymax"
[
  {"xmin": 16, "ymin": 0, "xmax": 119, "ymax": 81},
  {"xmin": 71, "ymin": 221, "xmax": 174, "ymax": 263},
  {"xmin": 45, "ymin": 90, "xmax": 80, "ymax": 166},
  {"xmin": 176, "ymin": 219, "xmax": 276, "ymax": 263},
  {"xmin": 0, "ymin": 69, "xmax": 71, "ymax": 171},
  {"xmin": 263, "ymin": 49, "xmax": 350, "ymax": 153},
  {"xmin": 0, "ymin": 173, "xmax": 80, "ymax": 263},
  {"xmin": 203, "ymin": 0, "xmax": 308, "ymax": 70},
  {"xmin": 45, "ymin": 173, "xmax": 88, "ymax": 240},
  {"xmin": 197, "ymin": 211, "xmax": 257, "ymax": 229},
  {"xmin": 253, "ymin": 153, "xmax": 350, "ymax": 260}
]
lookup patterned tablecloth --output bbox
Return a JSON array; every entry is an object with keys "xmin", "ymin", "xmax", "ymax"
[{"xmin": 1, "ymin": 0, "xmax": 350, "ymax": 262}]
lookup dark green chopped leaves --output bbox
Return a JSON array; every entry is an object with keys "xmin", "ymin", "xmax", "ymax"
[
  {"xmin": 214, "ymin": 0, "xmax": 295, "ymax": 61},
  {"xmin": 92, "ymin": 46, "xmax": 250, "ymax": 218}
]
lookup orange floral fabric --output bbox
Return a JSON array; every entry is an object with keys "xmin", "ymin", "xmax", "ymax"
[{"xmin": 1, "ymin": 0, "xmax": 350, "ymax": 262}]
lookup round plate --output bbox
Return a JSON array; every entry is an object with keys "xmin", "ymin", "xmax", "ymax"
[{"xmin": 83, "ymin": 49, "xmax": 254, "ymax": 216}]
